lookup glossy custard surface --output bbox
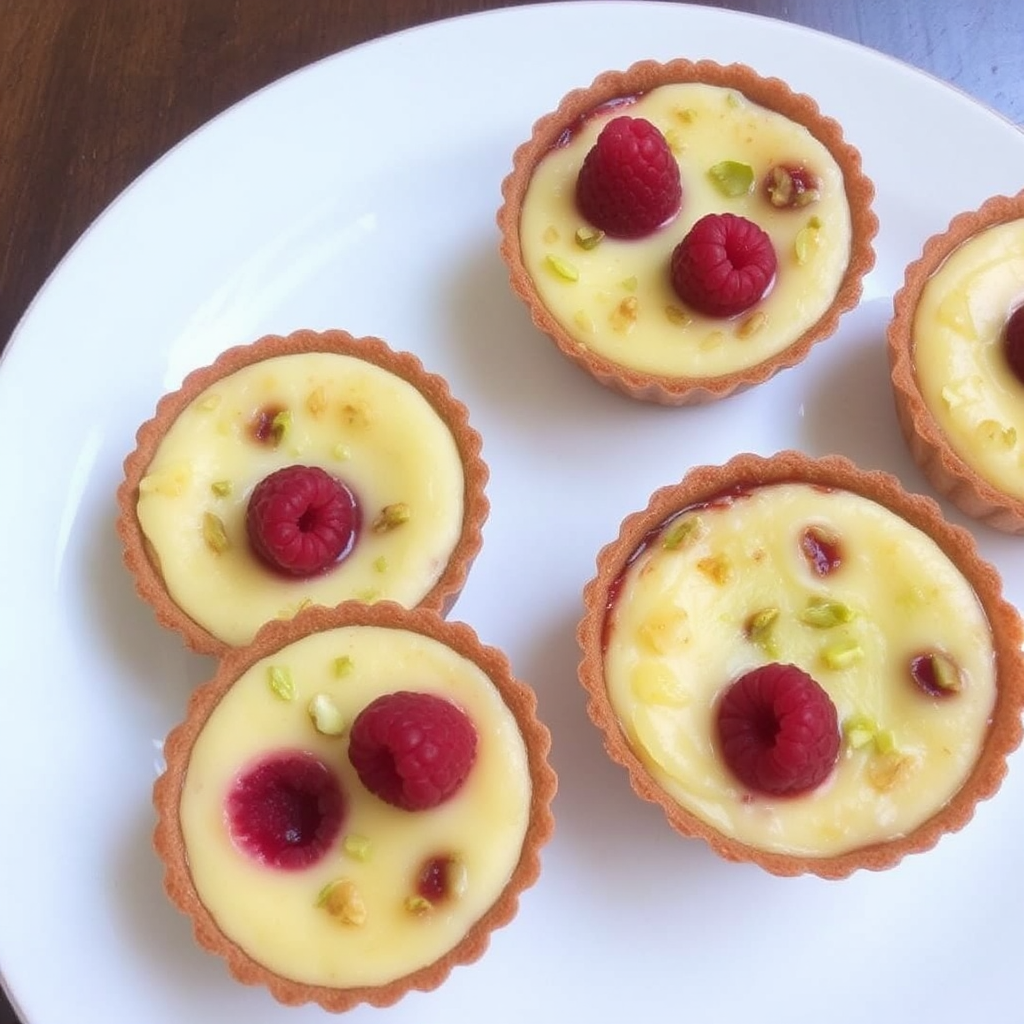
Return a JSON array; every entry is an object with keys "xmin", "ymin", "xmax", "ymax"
[
  {"xmin": 520, "ymin": 82, "xmax": 852, "ymax": 378},
  {"xmin": 180, "ymin": 625, "xmax": 532, "ymax": 988},
  {"xmin": 137, "ymin": 353, "xmax": 464, "ymax": 645},
  {"xmin": 604, "ymin": 483, "xmax": 996, "ymax": 856},
  {"xmin": 913, "ymin": 217, "xmax": 1024, "ymax": 500}
]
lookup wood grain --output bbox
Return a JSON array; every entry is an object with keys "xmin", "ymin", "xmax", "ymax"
[{"xmin": 0, "ymin": 1, "xmax": 1020, "ymax": 1021}]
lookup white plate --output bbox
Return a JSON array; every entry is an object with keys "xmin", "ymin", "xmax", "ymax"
[{"xmin": 2, "ymin": 3, "xmax": 1024, "ymax": 1022}]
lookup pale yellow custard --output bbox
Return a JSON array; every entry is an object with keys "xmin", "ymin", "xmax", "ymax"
[
  {"xmin": 913, "ymin": 217, "xmax": 1024, "ymax": 501},
  {"xmin": 179, "ymin": 624, "xmax": 532, "ymax": 988},
  {"xmin": 136, "ymin": 353, "xmax": 464, "ymax": 646},
  {"xmin": 604, "ymin": 482, "xmax": 996, "ymax": 857},
  {"xmin": 520, "ymin": 82, "xmax": 852, "ymax": 378}
]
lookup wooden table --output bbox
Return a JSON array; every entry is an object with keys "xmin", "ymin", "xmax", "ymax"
[{"xmin": 0, "ymin": 1, "xmax": 1020, "ymax": 1021}]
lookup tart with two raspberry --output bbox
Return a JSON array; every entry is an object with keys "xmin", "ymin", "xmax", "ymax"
[
  {"xmin": 117, "ymin": 328, "xmax": 489, "ymax": 655},
  {"xmin": 578, "ymin": 451, "xmax": 1024, "ymax": 877},
  {"xmin": 888, "ymin": 189, "xmax": 1024, "ymax": 533},
  {"xmin": 154, "ymin": 601, "xmax": 556, "ymax": 1012},
  {"xmin": 498, "ymin": 58, "xmax": 877, "ymax": 404}
]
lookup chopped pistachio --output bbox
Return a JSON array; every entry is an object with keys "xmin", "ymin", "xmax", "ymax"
[
  {"xmin": 202, "ymin": 511, "xmax": 230, "ymax": 554},
  {"xmin": 306, "ymin": 385, "xmax": 328, "ymax": 417},
  {"xmin": 766, "ymin": 166, "xmax": 794, "ymax": 207},
  {"xmin": 842, "ymin": 714, "xmax": 879, "ymax": 750},
  {"xmin": 333, "ymin": 654, "xmax": 354, "ymax": 678},
  {"xmin": 341, "ymin": 400, "xmax": 372, "ymax": 428},
  {"xmin": 821, "ymin": 638, "xmax": 864, "ymax": 670},
  {"xmin": 795, "ymin": 188, "xmax": 821, "ymax": 207},
  {"xmin": 332, "ymin": 442, "xmax": 352, "ymax": 461},
  {"xmin": 373, "ymin": 502, "xmax": 411, "ymax": 532},
  {"xmin": 665, "ymin": 304, "xmax": 693, "ymax": 327},
  {"xmin": 447, "ymin": 857, "xmax": 469, "ymax": 899},
  {"xmin": 268, "ymin": 665, "xmax": 295, "ymax": 701},
  {"xmin": 210, "ymin": 479, "xmax": 232, "ymax": 498},
  {"xmin": 674, "ymin": 106, "xmax": 697, "ymax": 123},
  {"xmin": 373, "ymin": 555, "xmax": 388, "ymax": 573},
  {"xmin": 271, "ymin": 408, "xmax": 292, "ymax": 440},
  {"xmin": 573, "ymin": 309, "xmax": 595, "ymax": 333},
  {"xmin": 745, "ymin": 607, "xmax": 780, "ymax": 656},
  {"xmin": 932, "ymin": 653, "xmax": 963, "ymax": 693},
  {"xmin": 725, "ymin": 92, "xmax": 742, "ymax": 108},
  {"xmin": 976, "ymin": 419, "xmax": 1017, "ymax": 448},
  {"xmin": 316, "ymin": 879, "xmax": 367, "ymax": 925},
  {"xmin": 662, "ymin": 515, "xmax": 702, "ymax": 550},
  {"xmin": 308, "ymin": 693, "xmax": 346, "ymax": 735},
  {"xmin": 545, "ymin": 253, "xmax": 579, "ymax": 282},
  {"xmin": 620, "ymin": 276, "xmax": 638, "ymax": 292},
  {"xmin": 794, "ymin": 223, "xmax": 821, "ymax": 265},
  {"xmin": 696, "ymin": 553, "xmax": 733, "ymax": 585},
  {"xmin": 575, "ymin": 226, "xmax": 604, "ymax": 250},
  {"xmin": 196, "ymin": 393, "xmax": 221, "ymax": 412},
  {"xmin": 867, "ymin": 751, "xmax": 915, "ymax": 793},
  {"xmin": 404, "ymin": 895, "xmax": 433, "ymax": 915},
  {"xmin": 664, "ymin": 128, "xmax": 685, "ymax": 154},
  {"xmin": 139, "ymin": 464, "xmax": 192, "ymax": 497},
  {"xmin": 700, "ymin": 330, "xmax": 725, "ymax": 350},
  {"xmin": 800, "ymin": 598, "xmax": 855, "ymax": 629},
  {"xmin": 708, "ymin": 159, "xmax": 754, "ymax": 197},
  {"xmin": 542, "ymin": 224, "xmax": 560, "ymax": 244},
  {"xmin": 736, "ymin": 311, "xmax": 767, "ymax": 338},
  {"xmin": 808, "ymin": 214, "xmax": 822, "ymax": 229},
  {"xmin": 637, "ymin": 608, "xmax": 690, "ymax": 654},
  {"xmin": 610, "ymin": 295, "xmax": 639, "ymax": 332},
  {"xmin": 343, "ymin": 834, "xmax": 372, "ymax": 861},
  {"xmin": 874, "ymin": 728, "xmax": 897, "ymax": 755}
]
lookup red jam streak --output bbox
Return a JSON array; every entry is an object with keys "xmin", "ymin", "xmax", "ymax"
[
  {"xmin": 555, "ymin": 94, "xmax": 640, "ymax": 148},
  {"xmin": 249, "ymin": 403, "xmax": 287, "ymax": 446},
  {"xmin": 800, "ymin": 525, "xmax": 842, "ymax": 576}
]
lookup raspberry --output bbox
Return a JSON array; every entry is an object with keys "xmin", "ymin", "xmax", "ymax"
[
  {"xmin": 348, "ymin": 691, "xmax": 477, "ymax": 811},
  {"xmin": 246, "ymin": 465, "xmax": 360, "ymax": 577},
  {"xmin": 716, "ymin": 663, "xmax": 839, "ymax": 797},
  {"xmin": 1003, "ymin": 305, "xmax": 1024, "ymax": 386},
  {"xmin": 575, "ymin": 116, "xmax": 682, "ymax": 239},
  {"xmin": 670, "ymin": 212, "xmax": 777, "ymax": 318},
  {"xmin": 226, "ymin": 751, "xmax": 346, "ymax": 870}
]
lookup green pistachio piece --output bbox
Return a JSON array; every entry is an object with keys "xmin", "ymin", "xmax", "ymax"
[
  {"xmin": 800, "ymin": 598, "xmax": 855, "ymax": 629},
  {"xmin": 201, "ymin": 511, "xmax": 229, "ymax": 553},
  {"xmin": 662, "ymin": 516, "xmax": 702, "ymax": 551},
  {"xmin": 574, "ymin": 226, "xmax": 604, "ymax": 250},
  {"xmin": 620, "ymin": 276, "xmax": 638, "ymax": 292},
  {"xmin": 333, "ymin": 655, "xmax": 354, "ymax": 678},
  {"xmin": 822, "ymin": 638, "xmax": 864, "ymax": 670},
  {"xmin": 373, "ymin": 555, "xmax": 388, "ymax": 573},
  {"xmin": 545, "ymin": 254, "xmax": 579, "ymax": 282},
  {"xmin": 343, "ymin": 834, "xmax": 372, "ymax": 861},
  {"xmin": 332, "ymin": 442, "xmax": 352, "ymax": 461},
  {"xmin": 874, "ymin": 728, "xmax": 897, "ymax": 755},
  {"xmin": 405, "ymin": 895, "xmax": 433, "ymax": 915},
  {"xmin": 210, "ymin": 479, "xmax": 232, "ymax": 498},
  {"xmin": 708, "ymin": 160, "xmax": 754, "ymax": 197},
  {"xmin": 745, "ymin": 606, "xmax": 780, "ymax": 657},
  {"xmin": 316, "ymin": 879, "xmax": 367, "ymax": 925},
  {"xmin": 271, "ymin": 408, "xmax": 292, "ymax": 440},
  {"xmin": 842, "ymin": 714, "xmax": 878, "ymax": 750},
  {"xmin": 373, "ymin": 502, "xmax": 411, "ymax": 532},
  {"xmin": 308, "ymin": 693, "xmax": 346, "ymax": 736},
  {"xmin": 268, "ymin": 665, "xmax": 295, "ymax": 701},
  {"xmin": 665, "ymin": 304, "xmax": 693, "ymax": 326}
]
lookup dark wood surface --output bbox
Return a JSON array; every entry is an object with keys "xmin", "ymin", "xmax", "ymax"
[{"xmin": 0, "ymin": 1, "xmax": 1020, "ymax": 1021}]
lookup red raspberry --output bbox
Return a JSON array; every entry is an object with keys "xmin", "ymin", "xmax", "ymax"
[
  {"xmin": 226, "ymin": 751, "xmax": 346, "ymax": 870},
  {"xmin": 348, "ymin": 691, "xmax": 477, "ymax": 811},
  {"xmin": 246, "ymin": 465, "xmax": 360, "ymax": 577},
  {"xmin": 670, "ymin": 212, "xmax": 777, "ymax": 318},
  {"xmin": 716, "ymin": 663, "xmax": 839, "ymax": 797},
  {"xmin": 1003, "ymin": 305, "xmax": 1024, "ymax": 386},
  {"xmin": 575, "ymin": 116, "xmax": 682, "ymax": 239}
]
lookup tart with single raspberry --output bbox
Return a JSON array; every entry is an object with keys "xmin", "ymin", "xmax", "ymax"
[
  {"xmin": 577, "ymin": 451, "xmax": 1024, "ymax": 877},
  {"xmin": 117, "ymin": 329, "xmax": 489, "ymax": 655},
  {"xmin": 154, "ymin": 600, "xmax": 556, "ymax": 1012},
  {"xmin": 498, "ymin": 59, "xmax": 877, "ymax": 405},
  {"xmin": 889, "ymin": 189, "xmax": 1024, "ymax": 533}
]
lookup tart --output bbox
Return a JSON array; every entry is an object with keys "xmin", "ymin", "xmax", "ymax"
[
  {"xmin": 117, "ymin": 328, "xmax": 489, "ymax": 656},
  {"xmin": 498, "ymin": 58, "xmax": 877, "ymax": 405},
  {"xmin": 577, "ymin": 451, "xmax": 1024, "ymax": 878},
  {"xmin": 889, "ymin": 189, "xmax": 1024, "ymax": 533},
  {"xmin": 154, "ymin": 601, "xmax": 556, "ymax": 1012}
]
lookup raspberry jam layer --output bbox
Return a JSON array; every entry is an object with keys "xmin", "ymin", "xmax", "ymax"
[
  {"xmin": 603, "ymin": 482, "xmax": 996, "ymax": 856},
  {"xmin": 179, "ymin": 625, "xmax": 532, "ymax": 988},
  {"xmin": 136, "ymin": 352, "xmax": 464, "ymax": 645},
  {"xmin": 912, "ymin": 217, "xmax": 1024, "ymax": 501},
  {"xmin": 520, "ymin": 82, "xmax": 852, "ymax": 378}
]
